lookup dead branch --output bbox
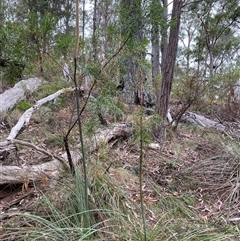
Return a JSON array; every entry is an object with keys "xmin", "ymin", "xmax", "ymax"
[
  {"xmin": 0, "ymin": 85, "xmax": 76, "ymax": 185},
  {"xmin": 0, "ymin": 159, "xmax": 65, "ymax": 185},
  {"xmin": 12, "ymin": 139, "xmax": 69, "ymax": 169},
  {"xmin": 85, "ymin": 122, "xmax": 133, "ymax": 153},
  {"xmin": 181, "ymin": 111, "xmax": 240, "ymax": 139},
  {"xmin": 6, "ymin": 87, "xmax": 74, "ymax": 141}
]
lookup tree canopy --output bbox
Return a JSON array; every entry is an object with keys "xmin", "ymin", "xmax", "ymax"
[{"xmin": 1, "ymin": 0, "xmax": 240, "ymax": 137}]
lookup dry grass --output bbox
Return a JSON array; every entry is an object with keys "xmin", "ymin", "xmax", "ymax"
[{"xmin": 1, "ymin": 83, "xmax": 240, "ymax": 240}]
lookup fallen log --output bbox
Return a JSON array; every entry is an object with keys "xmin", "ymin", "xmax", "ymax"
[
  {"xmin": 0, "ymin": 84, "xmax": 76, "ymax": 185},
  {"xmin": 0, "ymin": 123, "xmax": 133, "ymax": 185},
  {"xmin": 2, "ymin": 80, "xmax": 135, "ymax": 189},
  {"xmin": 0, "ymin": 78, "xmax": 43, "ymax": 112},
  {"xmin": 6, "ymin": 87, "xmax": 74, "ymax": 141},
  {"xmin": 0, "ymin": 159, "xmax": 65, "ymax": 185},
  {"xmin": 0, "ymin": 142, "xmax": 83, "ymax": 185},
  {"xmin": 0, "ymin": 138, "xmax": 82, "ymax": 184},
  {"xmin": 0, "ymin": 141, "xmax": 16, "ymax": 161},
  {"xmin": 181, "ymin": 111, "xmax": 240, "ymax": 139},
  {"xmin": 0, "ymin": 85, "xmax": 75, "ymax": 162},
  {"xmin": 85, "ymin": 122, "xmax": 133, "ymax": 153}
]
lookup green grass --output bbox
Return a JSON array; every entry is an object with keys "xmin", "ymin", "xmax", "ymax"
[
  {"xmin": 14, "ymin": 100, "xmax": 32, "ymax": 112},
  {"xmin": 2, "ymin": 145, "xmax": 240, "ymax": 241},
  {"xmin": 34, "ymin": 81, "xmax": 69, "ymax": 100},
  {"xmin": 2, "ymin": 87, "xmax": 240, "ymax": 240}
]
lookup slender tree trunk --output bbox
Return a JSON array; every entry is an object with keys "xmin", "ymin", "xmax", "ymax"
[
  {"xmin": 92, "ymin": 0, "xmax": 98, "ymax": 61},
  {"xmin": 82, "ymin": 0, "xmax": 85, "ymax": 41},
  {"xmin": 186, "ymin": 39, "xmax": 190, "ymax": 74},
  {"xmin": 208, "ymin": 48, "xmax": 214, "ymax": 77},
  {"xmin": 0, "ymin": 0, "xmax": 4, "ymax": 28},
  {"xmin": 151, "ymin": 0, "xmax": 161, "ymax": 89},
  {"xmin": 155, "ymin": 0, "xmax": 183, "ymax": 139},
  {"xmin": 0, "ymin": 0, "xmax": 4, "ymax": 56},
  {"xmin": 102, "ymin": 2, "xmax": 110, "ymax": 59},
  {"xmin": 161, "ymin": 0, "xmax": 168, "ymax": 73},
  {"xmin": 120, "ymin": 0, "xmax": 144, "ymax": 104}
]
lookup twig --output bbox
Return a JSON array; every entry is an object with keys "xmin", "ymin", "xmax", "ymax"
[
  {"xmin": 12, "ymin": 139, "xmax": 69, "ymax": 170},
  {"xmin": 139, "ymin": 67, "xmax": 147, "ymax": 240},
  {"xmin": 65, "ymin": 36, "xmax": 130, "ymax": 137},
  {"xmin": 104, "ymin": 162, "xmax": 113, "ymax": 174},
  {"xmin": 227, "ymin": 217, "xmax": 240, "ymax": 222}
]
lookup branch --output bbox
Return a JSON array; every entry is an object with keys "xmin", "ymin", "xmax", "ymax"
[
  {"xmin": 6, "ymin": 87, "xmax": 74, "ymax": 141},
  {"xmin": 12, "ymin": 139, "xmax": 69, "ymax": 170},
  {"xmin": 66, "ymin": 36, "xmax": 130, "ymax": 137}
]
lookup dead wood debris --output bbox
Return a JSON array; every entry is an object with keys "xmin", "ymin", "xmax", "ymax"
[{"xmin": 181, "ymin": 111, "xmax": 240, "ymax": 139}]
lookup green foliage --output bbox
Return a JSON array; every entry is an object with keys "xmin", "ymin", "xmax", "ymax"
[
  {"xmin": 35, "ymin": 81, "xmax": 69, "ymax": 100},
  {"xmin": 2, "ymin": 21, "xmax": 26, "ymax": 58},
  {"xmin": 14, "ymin": 100, "xmax": 32, "ymax": 112},
  {"xmin": 55, "ymin": 34, "xmax": 75, "ymax": 58},
  {"xmin": 85, "ymin": 84, "xmax": 125, "ymax": 135},
  {"xmin": 3, "ymin": 177, "xmax": 117, "ymax": 240},
  {"xmin": 205, "ymin": 67, "xmax": 240, "ymax": 104},
  {"xmin": 172, "ymin": 74, "xmax": 205, "ymax": 109},
  {"xmin": 149, "ymin": 0, "xmax": 164, "ymax": 25},
  {"xmin": 119, "ymin": 0, "xmax": 142, "ymax": 40},
  {"xmin": 130, "ymin": 109, "xmax": 153, "ymax": 146},
  {"xmin": 1, "ymin": 0, "xmax": 72, "ymax": 79},
  {"xmin": 85, "ymin": 62, "xmax": 102, "ymax": 79},
  {"xmin": 0, "ymin": 21, "xmax": 27, "ymax": 84},
  {"xmin": 183, "ymin": 0, "xmax": 240, "ymax": 76},
  {"xmin": 0, "ymin": 61, "xmax": 25, "ymax": 85},
  {"xmin": 2, "ymin": 1, "xmax": 240, "ymax": 240}
]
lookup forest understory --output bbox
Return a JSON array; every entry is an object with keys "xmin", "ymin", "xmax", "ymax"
[
  {"xmin": 1, "ymin": 77, "xmax": 240, "ymax": 241},
  {"xmin": 1, "ymin": 0, "xmax": 240, "ymax": 239}
]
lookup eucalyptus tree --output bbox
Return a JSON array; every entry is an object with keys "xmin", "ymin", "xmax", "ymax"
[
  {"xmin": 91, "ymin": 0, "xmax": 118, "ymax": 61},
  {"xmin": 0, "ymin": 0, "xmax": 61, "ymax": 74},
  {"xmin": 160, "ymin": 0, "xmax": 168, "ymax": 73},
  {"xmin": 189, "ymin": 0, "xmax": 240, "ymax": 77},
  {"xmin": 92, "ymin": 0, "xmax": 98, "ymax": 61},
  {"xmin": 178, "ymin": 9, "xmax": 200, "ymax": 74},
  {"xmin": 0, "ymin": 0, "xmax": 6, "ymax": 55},
  {"xmin": 0, "ymin": 0, "xmax": 4, "ymax": 28},
  {"xmin": 154, "ymin": 0, "xmax": 184, "ymax": 139},
  {"xmin": 0, "ymin": 0, "xmax": 29, "ymax": 83},
  {"xmin": 150, "ymin": 0, "xmax": 170, "ymax": 89},
  {"xmin": 150, "ymin": 0, "xmax": 162, "ymax": 88},
  {"xmin": 119, "ymin": 0, "xmax": 146, "ymax": 104}
]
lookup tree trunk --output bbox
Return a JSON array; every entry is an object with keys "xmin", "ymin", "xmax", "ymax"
[
  {"xmin": 0, "ymin": 0, "xmax": 4, "ymax": 30},
  {"xmin": 120, "ymin": 0, "xmax": 144, "ymax": 104},
  {"xmin": 151, "ymin": 0, "xmax": 161, "ymax": 89},
  {"xmin": 92, "ymin": 0, "xmax": 98, "ymax": 61},
  {"xmin": 208, "ymin": 46, "xmax": 214, "ymax": 77},
  {"xmin": 0, "ymin": 78, "xmax": 42, "ymax": 112},
  {"xmin": 154, "ymin": 0, "xmax": 183, "ymax": 139},
  {"xmin": 161, "ymin": 0, "xmax": 168, "ymax": 73}
]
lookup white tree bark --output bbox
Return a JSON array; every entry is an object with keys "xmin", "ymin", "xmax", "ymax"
[
  {"xmin": 6, "ymin": 87, "xmax": 74, "ymax": 141},
  {"xmin": 234, "ymin": 79, "xmax": 240, "ymax": 102},
  {"xmin": 181, "ymin": 111, "xmax": 240, "ymax": 138},
  {"xmin": 0, "ymin": 78, "xmax": 43, "ymax": 112},
  {"xmin": 0, "ymin": 76, "xmax": 132, "ymax": 185},
  {"xmin": 0, "ymin": 159, "xmax": 65, "ymax": 184},
  {"xmin": 0, "ymin": 85, "xmax": 75, "ymax": 185},
  {"xmin": 0, "ymin": 123, "xmax": 133, "ymax": 185}
]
